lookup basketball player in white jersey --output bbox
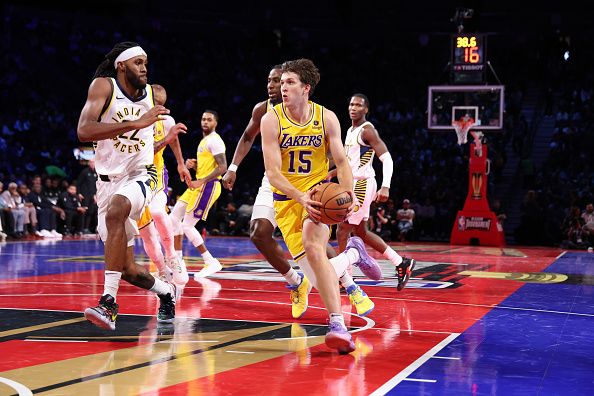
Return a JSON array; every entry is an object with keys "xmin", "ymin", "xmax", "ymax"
[
  {"xmin": 137, "ymin": 84, "xmax": 191, "ymax": 286},
  {"xmin": 335, "ymin": 94, "xmax": 415, "ymax": 291},
  {"xmin": 77, "ymin": 42, "xmax": 177, "ymax": 330},
  {"xmin": 222, "ymin": 67, "xmax": 379, "ymax": 318}
]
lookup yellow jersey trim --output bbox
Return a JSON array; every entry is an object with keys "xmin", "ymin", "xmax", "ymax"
[
  {"xmin": 281, "ymin": 102, "xmax": 315, "ymax": 127},
  {"xmin": 147, "ymin": 84, "xmax": 154, "ymax": 106}
]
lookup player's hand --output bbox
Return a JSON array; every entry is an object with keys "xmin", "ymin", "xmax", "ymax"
[
  {"xmin": 162, "ymin": 123, "xmax": 187, "ymax": 147},
  {"xmin": 374, "ymin": 187, "xmax": 390, "ymax": 203},
  {"xmin": 177, "ymin": 163, "xmax": 192, "ymax": 185},
  {"xmin": 185, "ymin": 158, "xmax": 197, "ymax": 170},
  {"xmin": 135, "ymin": 105, "xmax": 170, "ymax": 129},
  {"xmin": 222, "ymin": 170, "xmax": 237, "ymax": 190},
  {"xmin": 169, "ymin": 122, "xmax": 187, "ymax": 136},
  {"xmin": 189, "ymin": 178, "xmax": 205, "ymax": 189},
  {"xmin": 298, "ymin": 190, "xmax": 322, "ymax": 222}
]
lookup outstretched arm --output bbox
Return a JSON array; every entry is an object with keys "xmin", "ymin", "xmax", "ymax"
[
  {"xmin": 222, "ymin": 101, "xmax": 267, "ymax": 190},
  {"xmin": 169, "ymin": 136, "xmax": 192, "ymax": 184},
  {"xmin": 77, "ymin": 78, "xmax": 169, "ymax": 142},
  {"xmin": 361, "ymin": 125, "xmax": 393, "ymax": 202}
]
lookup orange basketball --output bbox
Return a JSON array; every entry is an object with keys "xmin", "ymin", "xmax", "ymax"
[{"xmin": 311, "ymin": 182, "xmax": 352, "ymax": 225}]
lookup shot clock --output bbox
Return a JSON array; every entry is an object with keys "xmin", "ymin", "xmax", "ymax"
[{"xmin": 451, "ymin": 34, "xmax": 486, "ymax": 84}]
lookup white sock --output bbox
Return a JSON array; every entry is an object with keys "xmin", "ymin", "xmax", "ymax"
[
  {"xmin": 329, "ymin": 254, "xmax": 349, "ymax": 277},
  {"xmin": 150, "ymin": 277, "xmax": 173, "ymax": 296},
  {"xmin": 202, "ymin": 250, "xmax": 214, "ymax": 262},
  {"xmin": 340, "ymin": 271, "xmax": 356, "ymax": 289},
  {"xmin": 329, "ymin": 248, "xmax": 360, "ymax": 277},
  {"xmin": 384, "ymin": 246, "xmax": 403, "ymax": 266},
  {"xmin": 297, "ymin": 257, "xmax": 317, "ymax": 289},
  {"xmin": 346, "ymin": 247, "xmax": 360, "ymax": 264},
  {"xmin": 103, "ymin": 271, "xmax": 122, "ymax": 300},
  {"xmin": 176, "ymin": 249, "xmax": 183, "ymax": 260},
  {"xmin": 329, "ymin": 313, "xmax": 346, "ymax": 330},
  {"xmin": 283, "ymin": 267, "xmax": 302, "ymax": 286}
]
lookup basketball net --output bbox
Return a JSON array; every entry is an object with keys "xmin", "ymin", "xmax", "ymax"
[
  {"xmin": 453, "ymin": 116, "xmax": 484, "ymax": 156},
  {"xmin": 452, "ymin": 116, "xmax": 475, "ymax": 145}
]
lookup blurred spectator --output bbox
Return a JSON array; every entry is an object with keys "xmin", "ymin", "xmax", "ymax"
[
  {"xmin": 415, "ymin": 198, "xmax": 436, "ymax": 239},
  {"xmin": 491, "ymin": 198, "xmax": 508, "ymax": 228},
  {"xmin": 581, "ymin": 203, "xmax": 594, "ymax": 246},
  {"xmin": 18, "ymin": 183, "xmax": 41, "ymax": 236},
  {"xmin": 396, "ymin": 199, "xmax": 415, "ymax": 242},
  {"xmin": 0, "ymin": 182, "xmax": 13, "ymax": 239},
  {"xmin": 76, "ymin": 159, "xmax": 97, "ymax": 233},
  {"xmin": 372, "ymin": 205, "xmax": 391, "ymax": 241},
  {"xmin": 0, "ymin": 182, "xmax": 26, "ymax": 238},
  {"xmin": 235, "ymin": 197, "xmax": 254, "ymax": 236},
  {"xmin": 220, "ymin": 202, "xmax": 239, "ymax": 236},
  {"xmin": 58, "ymin": 184, "xmax": 86, "ymax": 235},
  {"xmin": 28, "ymin": 183, "xmax": 63, "ymax": 238},
  {"xmin": 516, "ymin": 190, "xmax": 545, "ymax": 245},
  {"xmin": 561, "ymin": 206, "xmax": 587, "ymax": 249}
]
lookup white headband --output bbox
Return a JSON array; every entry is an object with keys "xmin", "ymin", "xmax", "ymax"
[{"xmin": 113, "ymin": 46, "xmax": 147, "ymax": 69}]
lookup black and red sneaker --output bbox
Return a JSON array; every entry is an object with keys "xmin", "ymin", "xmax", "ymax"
[{"xmin": 396, "ymin": 258, "xmax": 416, "ymax": 291}]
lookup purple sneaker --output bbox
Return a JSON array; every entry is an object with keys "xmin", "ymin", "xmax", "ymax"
[
  {"xmin": 346, "ymin": 236, "xmax": 382, "ymax": 280},
  {"xmin": 325, "ymin": 321, "xmax": 355, "ymax": 354}
]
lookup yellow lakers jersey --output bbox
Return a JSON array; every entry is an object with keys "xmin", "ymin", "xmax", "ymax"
[
  {"xmin": 271, "ymin": 101, "xmax": 328, "ymax": 193},
  {"xmin": 196, "ymin": 132, "xmax": 225, "ymax": 180},
  {"xmin": 153, "ymin": 118, "xmax": 166, "ymax": 191}
]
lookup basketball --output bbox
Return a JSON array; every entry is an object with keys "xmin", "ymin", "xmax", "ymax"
[{"xmin": 310, "ymin": 182, "xmax": 352, "ymax": 225}]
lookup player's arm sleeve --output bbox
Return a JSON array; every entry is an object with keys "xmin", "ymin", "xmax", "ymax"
[{"xmin": 378, "ymin": 152, "xmax": 393, "ymax": 188}]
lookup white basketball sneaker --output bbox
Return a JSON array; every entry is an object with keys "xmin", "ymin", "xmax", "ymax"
[
  {"xmin": 167, "ymin": 255, "xmax": 189, "ymax": 286},
  {"xmin": 194, "ymin": 258, "xmax": 222, "ymax": 279}
]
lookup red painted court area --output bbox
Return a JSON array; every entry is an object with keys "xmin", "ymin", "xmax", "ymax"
[{"xmin": 0, "ymin": 238, "xmax": 570, "ymax": 395}]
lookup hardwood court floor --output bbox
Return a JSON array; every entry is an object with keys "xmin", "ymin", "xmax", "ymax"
[{"xmin": 1, "ymin": 237, "xmax": 592, "ymax": 395}]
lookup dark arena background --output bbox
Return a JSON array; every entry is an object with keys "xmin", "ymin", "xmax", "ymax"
[{"xmin": 1, "ymin": 1, "xmax": 594, "ymax": 395}]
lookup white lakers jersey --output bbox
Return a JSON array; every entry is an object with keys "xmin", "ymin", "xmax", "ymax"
[
  {"xmin": 94, "ymin": 78, "xmax": 155, "ymax": 176},
  {"xmin": 345, "ymin": 121, "xmax": 375, "ymax": 180}
]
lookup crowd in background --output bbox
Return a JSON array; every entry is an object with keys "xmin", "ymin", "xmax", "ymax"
[{"xmin": 1, "ymin": 5, "xmax": 591, "ymax": 248}]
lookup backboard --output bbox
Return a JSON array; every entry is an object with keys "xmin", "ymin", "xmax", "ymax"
[{"xmin": 427, "ymin": 85, "xmax": 504, "ymax": 130}]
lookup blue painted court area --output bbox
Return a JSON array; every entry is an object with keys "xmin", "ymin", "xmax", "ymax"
[
  {"xmin": 0, "ymin": 237, "xmax": 275, "ymax": 281},
  {"xmin": 389, "ymin": 252, "xmax": 594, "ymax": 395}
]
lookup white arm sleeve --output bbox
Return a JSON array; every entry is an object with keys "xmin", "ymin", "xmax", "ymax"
[{"xmin": 378, "ymin": 152, "xmax": 393, "ymax": 188}]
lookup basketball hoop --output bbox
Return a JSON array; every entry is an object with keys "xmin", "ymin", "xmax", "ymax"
[{"xmin": 452, "ymin": 116, "xmax": 476, "ymax": 145}]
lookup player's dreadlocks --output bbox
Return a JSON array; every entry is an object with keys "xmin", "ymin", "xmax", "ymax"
[{"xmin": 93, "ymin": 41, "xmax": 140, "ymax": 79}]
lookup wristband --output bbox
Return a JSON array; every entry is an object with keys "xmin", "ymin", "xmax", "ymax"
[{"xmin": 228, "ymin": 163, "xmax": 238, "ymax": 172}]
